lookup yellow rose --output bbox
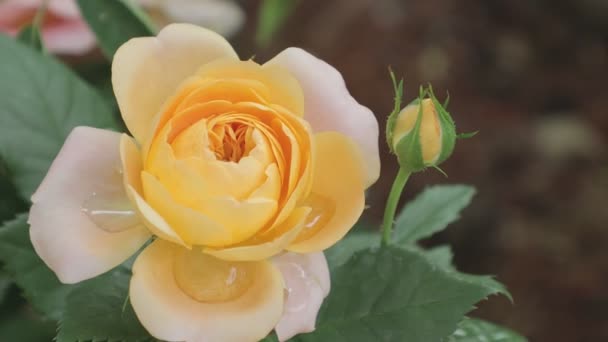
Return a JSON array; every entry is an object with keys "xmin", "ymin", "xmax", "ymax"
[{"xmin": 29, "ymin": 24, "xmax": 379, "ymax": 342}]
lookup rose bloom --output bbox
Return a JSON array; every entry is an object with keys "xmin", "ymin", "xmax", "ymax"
[
  {"xmin": 29, "ymin": 24, "xmax": 380, "ymax": 342},
  {"xmin": 0, "ymin": 0, "xmax": 244, "ymax": 55}
]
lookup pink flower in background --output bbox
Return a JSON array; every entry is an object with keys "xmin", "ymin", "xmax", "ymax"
[
  {"xmin": 0, "ymin": 0, "xmax": 245, "ymax": 55},
  {"xmin": 0, "ymin": 0, "xmax": 96, "ymax": 55}
]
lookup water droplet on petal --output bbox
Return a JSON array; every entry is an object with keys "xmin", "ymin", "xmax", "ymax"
[
  {"xmin": 81, "ymin": 167, "xmax": 139, "ymax": 233},
  {"xmin": 297, "ymin": 193, "xmax": 335, "ymax": 242}
]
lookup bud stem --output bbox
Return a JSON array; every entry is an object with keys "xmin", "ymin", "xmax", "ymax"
[{"xmin": 381, "ymin": 168, "xmax": 411, "ymax": 246}]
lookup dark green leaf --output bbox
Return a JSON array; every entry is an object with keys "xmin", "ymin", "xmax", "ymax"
[
  {"xmin": 76, "ymin": 0, "xmax": 156, "ymax": 59},
  {"xmin": 57, "ymin": 269, "xmax": 155, "ymax": 342},
  {"xmin": 447, "ymin": 318, "xmax": 527, "ymax": 342},
  {"xmin": 0, "ymin": 159, "xmax": 27, "ymax": 223},
  {"xmin": 256, "ymin": 0, "xmax": 298, "ymax": 47},
  {"xmin": 394, "ymin": 185, "xmax": 476, "ymax": 244},
  {"xmin": 0, "ymin": 214, "xmax": 74, "ymax": 321},
  {"xmin": 0, "ymin": 308, "xmax": 56, "ymax": 342},
  {"xmin": 324, "ymin": 231, "xmax": 378, "ymax": 270},
  {"xmin": 0, "ymin": 34, "xmax": 117, "ymax": 200},
  {"xmin": 16, "ymin": 25, "xmax": 43, "ymax": 52},
  {"xmin": 292, "ymin": 247, "xmax": 506, "ymax": 342}
]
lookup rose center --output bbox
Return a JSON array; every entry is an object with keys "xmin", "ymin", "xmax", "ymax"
[
  {"xmin": 173, "ymin": 248, "xmax": 255, "ymax": 303},
  {"xmin": 208, "ymin": 122, "xmax": 253, "ymax": 162}
]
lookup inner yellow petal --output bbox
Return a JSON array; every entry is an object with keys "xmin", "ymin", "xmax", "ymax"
[
  {"xmin": 392, "ymin": 98, "xmax": 442, "ymax": 163},
  {"xmin": 196, "ymin": 59, "xmax": 304, "ymax": 116},
  {"xmin": 288, "ymin": 132, "xmax": 366, "ymax": 253}
]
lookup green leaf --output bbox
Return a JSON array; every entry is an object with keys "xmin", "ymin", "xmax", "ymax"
[
  {"xmin": 0, "ymin": 308, "xmax": 56, "ymax": 342},
  {"xmin": 447, "ymin": 318, "xmax": 527, "ymax": 342},
  {"xmin": 256, "ymin": 0, "xmax": 299, "ymax": 47},
  {"xmin": 76, "ymin": 0, "xmax": 156, "ymax": 59},
  {"xmin": 0, "ymin": 34, "xmax": 117, "ymax": 200},
  {"xmin": 0, "ymin": 159, "xmax": 27, "ymax": 223},
  {"xmin": 292, "ymin": 247, "xmax": 506, "ymax": 342},
  {"xmin": 0, "ymin": 214, "xmax": 74, "ymax": 321},
  {"xmin": 16, "ymin": 25, "xmax": 43, "ymax": 52},
  {"xmin": 394, "ymin": 185, "xmax": 476, "ymax": 245},
  {"xmin": 57, "ymin": 269, "xmax": 155, "ymax": 342},
  {"xmin": 425, "ymin": 245, "xmax": 454, "ymax": 268},
  {"xmin": 325, "ymin": 231, "xmax": 379, "ymax": 270}
]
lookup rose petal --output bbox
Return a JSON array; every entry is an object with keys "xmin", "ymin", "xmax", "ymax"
[
  {"xmin": 161, "ymin": 0, "xmax": 245, "ymax": 38},
  {"xmin": 47, "ymin": 0, "xmax": 81, "ymax": 19},
  {"xmin": 0, "ymin": 0, "xmax": 37, "ymax": 27},
  {"xmin": 204, "ymin": 207, "xmax": 311, "ymax": 261},
  {"xmin": 288, "ymin": 132, "xmax": 366, "ymax": 253},
  {"xmin": 120, "ymin": 135, "xmax": 187, "ymax": 247},
  {"xmin": 112, "ymin": 23, "xmax": 238, "ymax": 142},
  {"xmin": 266, "ymin": 48, "xmax": 380, "ymax": 187},
  {"xmin": 130, "ymin": 240, "xmax": 284, "ymax": 342},
  {"xmin": 29, "ymin": 127, "xmax": 151, "ymax": 284},
  {"xmin": 42, "ymin": 20, "xmax": 97, "ymax": 55},
  {"xmin": 273, "ymin": 252, "xmax": 330, "ymax": 341}
]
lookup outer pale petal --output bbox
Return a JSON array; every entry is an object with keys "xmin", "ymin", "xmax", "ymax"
[
  {"xmin": 266, "ymin": 48, "xmax": 380, "ymax": 187},
  {"xmin": 130, "ymin": 240, "xmax": 284, "ymax": 342},
  {"xmin": 47, "ymin": 0, "xmax": 81, "ymax": 19},
  {"xmin": 161, "ymin": 0, "xmax": 245, "ymax": 38},
  {"xmin": 0, "ymin": 1, "xmax": 37, "ymax": 27},
  {"xmin": 112, "ymin": 23, "xmax": 238, "ymax": 142},
  {"xmin": 43, "ymin": 20, "xmax": 97, "ymax": 55},
  {"xmin": 288, "ymin": 132, "xmax": 366, "ymax": 253},
  {"xmin": 29, "ymin": 127, "xmax": 151, "ymax": 284},
  {"xmin": 273, "ymin": 252, "xmax": 330, "ymax": 341}
]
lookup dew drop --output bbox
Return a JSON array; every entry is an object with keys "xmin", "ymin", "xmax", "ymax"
[
  {"xmin": 298, "ymin": 193, "xmax": 335, "ymax": 241},
  {"xmin": 81, "ymin": 167, "xmax": 139, "ymax": 233}
]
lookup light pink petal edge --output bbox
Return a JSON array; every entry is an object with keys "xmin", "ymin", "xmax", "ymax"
[
  {"xmin": 272, "ymin": 252, "xmax": 330, "ymax": 341},
  {"xmin": 29, "ymin": 127, "xmax": 151, "ymax": 284},
  {"xmin": 42, "ymin": 20, "xmax": 97, "ymax": 55},
  {"xmin": 266, "ymin": 48, "xmax": 380, "ymax": 188}
]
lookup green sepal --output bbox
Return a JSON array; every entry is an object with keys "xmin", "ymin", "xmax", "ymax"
[
  {"xmin": 457, "ymin": 131, "xmax": 478, "ymax": 139},
  {"xmin": 392, "ymin": 86, "xmax": 429, "ymax": 172},
  {"xmin": 385, "ymin": 68, "xmax": 404, "ymax": 154},
  {"xmin": 428, "ymin": 86, "xmax": 457, "ymax": 166}
]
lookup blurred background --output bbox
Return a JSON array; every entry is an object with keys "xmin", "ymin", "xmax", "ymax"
[
  {"xmin": 1, "ymin": 0, "xmax": 607, "ymax": 340},
  {"xmin": 237, "ymin": 0, "xmax": 608, "ymax": 341}
]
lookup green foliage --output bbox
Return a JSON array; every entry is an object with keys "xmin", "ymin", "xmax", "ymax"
[
  {"xmin": 291, "ymin": 247, "xmax": 505, "ymax": 342},
  {"xmin": 0, "ymin": 214, "xmax": 75, "ymax": 321},
  {"xmin": 425, "ymin": 244, "xmax": 454, "ymax": 268},
  {"xmin": 57, "ymin": 270, "xmax": 155, "ymax": 342},
  {"xmin": 0, "ymin": 35, "xmax": 117, "ymax": 200},
  {"xmin": 0, "ymin": 159, "xmax": 26, "ymax": 223},
  {"xmin": 0, "ymin": 215, "xmax": 153, "ymax": 341},
  {"xmin": 393, "ymin": 184, "xmax": 476, "ymax": 244},
  {"xmin": 16, "ymin": 25, "xmax": 43, "ymax": 52},
  {"xmin": 447, "ymin": 318, "xmax": 527, "ymax": 342},
  {"xmin": 324, "ymin": 231, "xmax": 378, "ymax": 270},
  {"xmin": 76, "ymin": 0, "xmax": 156, "ymax": 59},
  {"xmin": 0, "ymin": 309, "xmax": 56, "ymax": 342},
  {"xmin": 256, "ymin": 0, "xmax": 299, "ymax": 47}
]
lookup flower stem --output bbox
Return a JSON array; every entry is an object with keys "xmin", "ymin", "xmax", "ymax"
[{"xmin": 381, "ymin": 168, "xmax": 411, "ymax": 246}]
